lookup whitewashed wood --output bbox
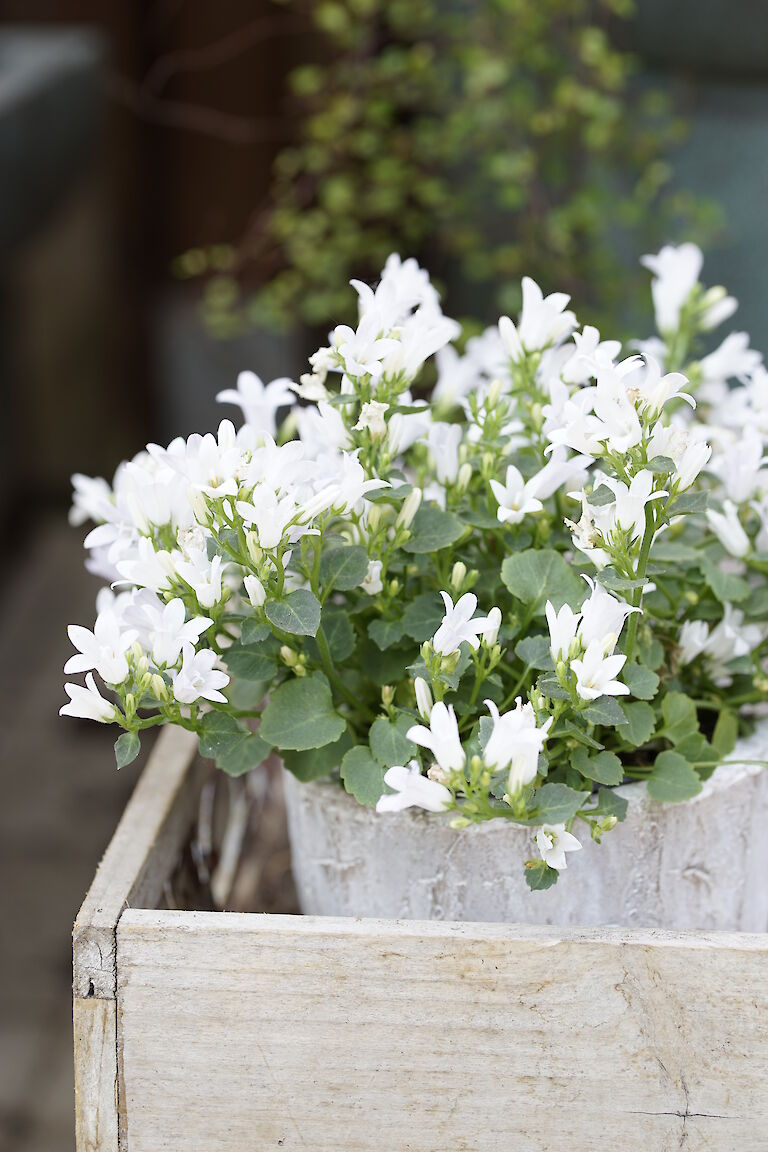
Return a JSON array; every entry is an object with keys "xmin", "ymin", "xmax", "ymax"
[
  {"xmin": 73, "ymin": 726, "xmax": 200, "ymax": 1152},
  {"xmin": 116, "ymin": 908, "xmax": 768, "ymax": 1151},
  {"xmin": 284, "ymin": 722, "xmax": 768, "ymax": 932},
  {"xmin": 73, "ymin": 997, "xmax": 118, "ymax": 1152},
  {"xmin": 73, "ymin": 725, "xmax": 201, "ymax": 999}
]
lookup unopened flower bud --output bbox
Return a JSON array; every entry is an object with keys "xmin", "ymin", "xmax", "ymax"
[
  {"xmin": 483, "ymin": 605, "xmax": 502, "ymax": 646},
  {"xmin": 414, "ymin": 677, "xmax": 433, "ymax": 720},
  {"xmin": 381, "ymin": 684, "xmax": 395, "ymax": 707},
  {"xmin": 187, "ymin": 486, "xmax": 212, "ymax": 527},
  {"xmin": 396, "ymin": 487, "xmax": 422, "ymax": 530},
  {"xmin": 456, "ymin": 462, "xmax": 472, "ymax": 494},
  {"xmin": 366, "ymin": 504, "xmax": 383, "ymax": 534},
  {"xmin": 449, "ymin": 817, "xmax": 470, "ymax": 830},
  {"xmin": 245, "ymin": 532, "xmax": 262, "ymax": 567},
  {"xmin": 150, "ymin": 674, "xmax": 168, "ymax": 701},
  {"xmin": 450, "ymin": 561, "xmax": 467, "ymax": 592},
  {"xmin": 244, "ymin": 573, "xmax": 266, "ymax": 608},
  {"xmin": 600, "ymin": 816, "xmax": 618, "ymax": 832},
  {"xmin": 280, "ymin": 645, "xmax": 299, "ymax": 667},
  {"xmin": 487, "ymin": 379, "xmax": 502, "ymax": 408},
  {"xmin": 427, "ymin": 763, "xmax": 449, "ymax": 785}
]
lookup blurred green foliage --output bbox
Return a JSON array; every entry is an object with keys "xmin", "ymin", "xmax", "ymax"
[{"xmin": 178, "ymin": 0, "xmax": 713, "ymax": 336}]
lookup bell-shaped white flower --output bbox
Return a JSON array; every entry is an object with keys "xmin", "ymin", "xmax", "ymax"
[
  {"xmin": 677, "ymin": 619, "xmax": 710, "ymax": 666},
  {"xmin": 243, "ymin": 574, "xmax": 266, "ymax": 608},
  {"xmin": 175, "ymin": 550, "xmax": 224, "ymax": 609},
  {"xmin": 706, "ymin": 501, "xmax": 750, "ymax": 558},
  {"xmin": 535, "ymin": 824, "xmax": 582, "ymax": 871},
  {"xmin": 172, "ymin": 643, "xmax": 229, "ymax": 705},
  {"xmin": 361, "ymin": 560, "xmax": 383, "ymax": 595},
  {"xmin": 578, "ymin": 578, "xmax": 637, "ymax": 654},
  {"xmin": 602, "ymin": 470, "xmax": 667, "ymax": 541},
  {"xmin": 217, "ymin": 371, "xmax": 295, "ymax": 437},
  {"xmin": 570, "ymin": 641, "xmax": 629, "ymax": 701},
  {"xmin": 545, "ymin": 601, "xmax": 581, "ymax": 661},
  {"xmin": 483, "ymin": 698, "xmax": 553, "ymax": 793},
  {"xmin": 641, "ymin": 243, "xmax": 702, "ymax": 334},
  {"xmin": 406, "ymin": 700, "xmax": 466, "ymax": 772},
  {"xmin": 432, "ymin": 591, "xmax": 490, "ymax": 655},
  {"xmin": 65, "ymin": 613, "xmax": 137, "ymax": 685},
  {"xmin": 425, "ymin": 421, "xmax": 463, "ymax": 485},
  {"xmin": 490, "ymin": 465, "xmax": 544, "ymax": 524},
  {"xmin": 499, "ymin": 277, "xmax": 576, "ymax": 361},
  {"xmin": 60, "ymin": 672, "xmax": 116, "ymax": 723},
  {"xmin": 375, "ymin": 760, "xmax": 452, "ymax": 814},
  {"xmin": 124, "ymin": 593, "xmax": 212, "ymax": 668},
  {"xmin": 332, "ymin": 311, "xmax": 400, "ymax": 379}
]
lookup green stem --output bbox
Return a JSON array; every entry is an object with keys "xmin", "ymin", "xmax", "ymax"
[{"xmin": 624, "ymin": 506, "xmax": 656, "ymax": 663}]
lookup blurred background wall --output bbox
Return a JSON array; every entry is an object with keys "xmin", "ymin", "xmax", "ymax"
[{"xmin": 0, "ymin": 3, "xmax": 766, "ymax": 1149}]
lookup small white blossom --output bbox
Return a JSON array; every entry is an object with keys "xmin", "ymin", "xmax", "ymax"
[
  {"xmin": 432, "ymin": 591, "xmax": 490, "ymax": 655},
  {"xmin": 483, "ymin": 606, "xmax": 502, "ymax": 646},
  {"xmin": 570, "ymin": 640, "xmax": 629, "ymax": 701},
  {"xmin": 175, "ymin": 550, "xmax": 225, "ymax": 609},
  {"xmin": 60, "ymin": 672, "xmax": 116, "ymax": 723},
  {"xmin": 546, "ymin": 602, "xmax": 581, "ymax": 662},
  {"xmin": 216, "ymin": 371, "xmax": 294, "ymax": 436},
  {"xmin": 678, "ymin": 619, "xmax": 710, "ymax": 666},
  {"xmin": 641, "ymin": 243, "xmax": 702, "ymax": 334},
  {"xmin": 375, "ymin": 760, "xmax": 452, "ymax": 814},
  {"xmin": 244, "ymin": 574, "xmax": 266, "ymax": 608},
  {"xmin": 414, "ymin": 677, "xmax": 433, "ymax": 720},
  {"xmin": 172, "ymin": 643, "xmax": 229, "ymax": 705},
  {"xmin": 483, "ymin": 698, "xmax": 552, "ymax": 793},
  {"xmin": 354, "ymin": 401, "xmax": 389, "ymax": 438},
  {"xmin": 706, "ymin": 501, "xmax": 750, "ymax": 558},
  {"xmin": 499, "ymin": 277, "xmax": 576, "ymax": 361},
  {"xmin": 362, "ymin": 560, "xmax": 384, "ymax": 595},
  {"xmin": 65, "ymin": 614, "xmax": 137, "ymax": 685},
  {"xmin": 332, "ymin": 311, "xmax": 400, "ymax": 379},
  {"xmin": 125, "ymin": 594, "xmax": 212, "ymax": 667},
  {"xmin": 578, "ymin": 578, "xmax": 637, "ymax": 654},
  {"xmin": 407, "ymin": 700, "xmax": 466, "ymax": 773},
  {"xmin": 425, "ymin": 422, "xmax": 463, "ymax": 485},
  {"xmin": 602, "ymin": 470, "xmax": 667, "ymax": 541},
  {"xmin": 535, "ymin": 824, "xmax": 582, "ymax": 871},
  {"xmin": 490, "ymin": 465, "xmax": 544, "ymax": 524}
]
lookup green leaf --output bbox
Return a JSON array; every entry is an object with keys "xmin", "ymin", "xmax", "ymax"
[
  {"xmin": 672, "ymin": 491, "xmax": 709, "ymax": 515},
  {"xmin": 589, "ymin": 484, "xmax": 616, "ymax": 507},
  {"xmin": 265, "ymin": 589, "xmax": 322, "ymax": 637},
  {"xmin": 646, "ymin": 455, "xmax": 676, "ymax": 474},
  {"xmin": 501, "ymin": 549, "xmax": 584, "ymax": 614},
  {"xmin": 648, "ymin": 750, "xmax": 702, "ymax": 803},
  {"xmin": 240, "ymin": 620, "xmax": 270, "ymax": 646},
  {"xmin": 115, "ymin": 731, "xmax": 140, "ymax": 769},
  {"xmin": 260, "ymin": 674, "xmax": 345, "ymax": 751},
  {"xmin": 283, "ymin": 728, "xmax": 353, "ymax": 782},
  {"xmin": 310, "ymin": 606, "xmax": 355, "ymax": 661},
  {"xmin": 319, "ymin": 545, "xmax": 369, "ymax": 591},
  {"xmin": 401, "ymin": 592, "xmax": 444, "ymax": 641},
  {"xmin": 583, "ymin": 696, "xmax": 627, "ymax": 726},
  {"xmin": 661, "ymin": 692, "xmax": 699, "ymax": 744},
  {"xmin": 515, "ymin": 634, "xmax": 554, "ymax": 671},
  {"xmin": 368, "ymin": 617, "xmax": 405, "ymax": 650},
  {"xmin": 524, "ymin": 859, "xmax": 559, "ymax": 891},
  {"xmin": 224, "ymin": 643, "xmax": 277, "ymax": 681},
  {"xmin": 596, "ymin": 569, "xmax": 648, "ymax": 594},
  {"xmin": 571, "ymin": 747, "xmax": 623, "ymax": 786},
  {"xmin": 618, "ymin": 701, "xmax": 656, "ymax": 747},
  {"xmin": 533, "ymin": 782, "xmax": 586, "ymax": 823},
  {"xmin": 341, "ymin": 745, "xmax": 389, "ymax": 807},
  {"xmin": 198, "ymin": 712, "xmax": 271, "ymax": 777},
  {"xmin": 712, "ymin": 709, "xmax": 739, "ymax": 759},
  {"xmin": 402, "ymin": 505, "xmax": 466, "ymax": 553},
  {"xmin": 700, "ymin": 559, "xmax": 750, "ymax": 604},
  {"xmin": 369, "ymin": 715, "xmax": 415, "ymax": 767},
  {"xmin": 622, "ymin": 661, "xmax": 660, "ymax": 701},
  {"xmin": 650, "ymin": 540, "xmax": 699, "ymax": 565}
]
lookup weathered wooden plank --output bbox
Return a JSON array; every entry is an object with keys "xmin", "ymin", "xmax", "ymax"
[
  {"xmin": 73, "ymin": 996, "xmax": 118, "ymax": 1152},
  {"xmin": 72, "ymin": 725, "xmax": 201, "ymax": 999},
  {"xmin": 116, "ymin": 909, "xmax": 768, "ymax": 1151}
]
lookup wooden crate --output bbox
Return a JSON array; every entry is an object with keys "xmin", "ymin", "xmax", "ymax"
[{"xmin": 73, "ymin": 727, "xmax": 768, "ymax": 1151}]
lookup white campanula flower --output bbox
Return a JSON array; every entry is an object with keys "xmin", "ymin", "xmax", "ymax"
[
  {"xmin": 499, "ymin": 277, "xmax": 576, "ymax": 361},
  {"xmin": 490, "ymin": 464, "xmax": 544, "ymax": 524},
  {"xmin": 698, "ymin": 285, "xmax": 738, "ymax": 331},
  {"xmin": 175, "ymin": 550, "xmax": 225, "ymax": 609},
  {"xmin": 535, "ymin": 824, "xmax": 582, "ymax": 871},
  {"xmin": 332, "ymin": 310, "xmax": 400, "ymax": 380},
  {"xmin": 561, "ymin": 325, "xmax": 621, "ymax": 384},
  {"xmin": 578, "ymin": 578, "xmax": 637, "ymax": 654},
  {"xmin": 432, "ymin": 344, "xmax": 480, "ymax": 406},
  {"xmin": 702, "ymin": 605, "xmax": 764, "ymax": 686},
  {"xmin": 235, "ymin": 489, "xmax": 304, "ymax": 551},
  {"xmin": 425, "ymin": 421, "xmax": 463, "ymax": 485},
  {"xmin": 414, "ymin": 677, "xmax": 433, "ymax": 720},
  {"xmin": 375, "ymin": 760, "xmax": 452, "ymax": 814},
  {"xmin": 407, "ymin": 700, "xmax": 466, "ymax": 772},
  {"xmin": 570, "ymin": 640, "xmax": 629, "ymax": 701},
  {"xmin": 172, "ymin": 643, "xmax": 229, "ymax": 705},
  {"xmin": 641, "ymin": 242, "xmax": 703, "ymax": 334},
  {"xmin": 216, "ymin": 371, "xmax": 295, "ymax": 437},
  {"xmin": 361, "ymin": 560, "xmax": 384, "ymax": 595},
  {"xmin": 590, "ymin": 367, "xmax": 643, "ymax": 453},
  {"xmin": 65, "ymin": 614, "xmax": 137, "ymax": 685},
  {"xmin": 116, "ymin": 537, "xmax": 175, "ymax": 594},
  {"xmin": 124, "ymin": 593, "xmax": 212, "ymax": 668},
  {"xmin": 706, "ymin": 501, "xmax": 751, "ymax": 558},
  {"xmin": 432, "ymin": 591, "xmax": 490, "ymax": 656},
  {"xmin": 532, "ymin": 448, "xmax": 592, "ymax": 500},
  {"xmin": 710, "ymin": 430, "xmax": 768, "ymax": 504},
  {"xmin": 622, "ymin": 356, "xmax": 695, "ymax": 417},
  {"xmin": 545, "ymin": 601, "xmax": 580, "ymax": 661},
  {"xmin": 483, "ymin": 606, "xmax": 502, "ymax": 646},
  {"xmin": 352, "ymin": 253, "xmax": 441, "ymax": 329},
  {"xmin": 675, "ymin": 438, "xmax": 712, "ymax": 491},
  {"xmin": 602, "ymin": 470, "xmax": 667, "ymax": 541},
  {"xmin": 699, "ymin": 332, "xmax": 763, "ymax": 395},
  {"xmin": 70, "ymin": 472, "xmax": 114, "ymax": 527},
  {"xmin": 677, "ymin": 619, "xmax": 710, "ymax": 666},
  {"xmin": 60, "ymin": 672, "xmax": 117, "ymax": 723},
  {"xmin": 325, "ymin": 453, "xmax": 390, "ymax": 513},
  {"xmin": 354, "ymin": 401, "xmax": 389, "ymax": 438},
  {"xmin": 382, "ymin": 311, "xmax": 461, "ymax": 381},
  {"xmin": 564, "ymin": 492, "xmax": 611, "ymax": 570},
  {"xmin": 483, "ymin": 698, "xmax": 552, "ymax": 793},
  {"xmin": 243, "ymin": 574, "xmax": 266, "ymax": 608}
]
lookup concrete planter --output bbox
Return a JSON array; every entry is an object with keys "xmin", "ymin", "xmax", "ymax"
[{"xmin": 284, "ymin": 722, "xmax": 768, "ymax": 932}]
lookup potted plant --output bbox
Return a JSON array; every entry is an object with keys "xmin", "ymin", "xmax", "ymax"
[{"xmin": 64, "ymin": 244, "xmax": 768, "ymax": 931}]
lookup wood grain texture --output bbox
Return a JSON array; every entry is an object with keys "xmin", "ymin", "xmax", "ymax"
[
  {"xmin": 117, "ymin": 909, "xmax": 768, "ymax": 1152},
  {"xmin": 73, "ymin": 725, "xmax": 200, "ymax": 999},
  {"xmin": 73, "ymin": 997, "xmax": 118, "ymax": 1152}
]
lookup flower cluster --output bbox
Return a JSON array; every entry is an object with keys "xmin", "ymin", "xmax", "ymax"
[{"xmin": 64, "ymin": 247, "xmax": 768, "ymax": 888}]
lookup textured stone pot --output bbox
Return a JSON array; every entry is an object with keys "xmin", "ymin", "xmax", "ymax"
[{"xmin": 283, "ymin": 723, "xmax": 768, "ymax": 932}]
